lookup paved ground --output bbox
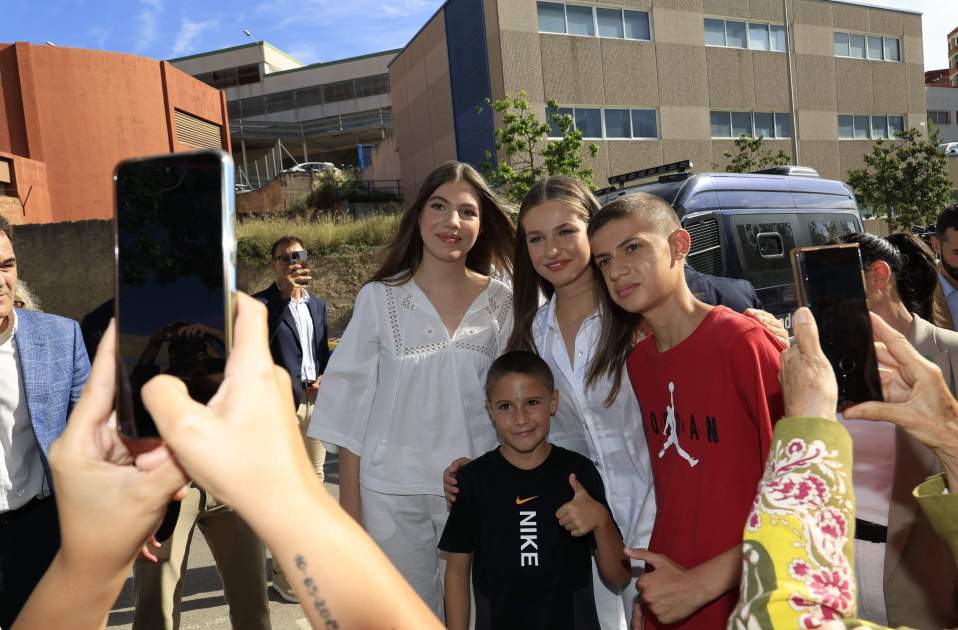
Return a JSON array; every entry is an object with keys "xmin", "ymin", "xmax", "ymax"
[{"xmin": 108, "ymin": 455, "xmax": 340, "ymax": 630}]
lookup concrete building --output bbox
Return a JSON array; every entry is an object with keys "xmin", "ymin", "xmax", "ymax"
[
  {"xmin": 169, "ymin": 42, "xmax": 399, "ymax": 187},
  {"xmin": 927, "ymin": 87, "xmax": 958, "ymax": 143},
  {"xmin": 388, "ymin": 0, "xmax": 924, "ymax": 198},
  {"xmin": 949, "ymin": 25, "xmax": 958, "ymax": 86},
  {"xmin": 0, "ymin": 42, "xmax": 229, "ymax": 224}
]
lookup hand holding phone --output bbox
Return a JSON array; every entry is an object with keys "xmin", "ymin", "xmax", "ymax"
[
  {"xmin": 790, "ymin": 244, "xmax": 882, "ymax": 408},
  {"xmin": 290, "ymin": 249, "xmax": 310, "ymax": 287},
  {"xmin": 113, "ymin": 150, "xmax": 235, "ymax": 452}
]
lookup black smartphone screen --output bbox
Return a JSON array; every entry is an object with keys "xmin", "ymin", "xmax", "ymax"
[
  {"xmin": 114, "ymin": 152, "xmax": 232, "ymax": 439},
  {"xmin": 794, "ymin": 246, "xmax": 882, "ymax": 407}
]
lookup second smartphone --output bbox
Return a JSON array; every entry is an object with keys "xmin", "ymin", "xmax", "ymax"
[
  {"xmin": 791, "ymin": 243, "xmax": 882, "ymax": 408},
  {"xmin": 113, "ymin": 150, "xmax": 236, "ymax": 451}
]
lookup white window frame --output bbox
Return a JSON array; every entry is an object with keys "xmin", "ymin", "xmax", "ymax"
[
  {"xmin": 709, "ymin": 110, "xmax": 792, "ymax": 139},
  {"xmin": 833, "ymin": 30, "xmax": 901, "ymax": 63},
  {"xmin": 547, "ymin": 106, "xmax": 659, "ymax": 140},
  {"xmin": 703, "ymin": 16, "xmax": 786, "ymax": 53},
  {"xmin": 536, "ymin": 2, "xmax": 652, "ymax": 42},
  {"xmin": 838, "ymin": 114, "xmax": 907, "ymax": 139}
]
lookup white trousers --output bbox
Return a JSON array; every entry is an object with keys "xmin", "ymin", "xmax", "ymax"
[
  {"xmin": 854, "ymin": 539, "xmax": 888, "ymax": 626},
  {"xmin": 361, "ymin": 488, "xmax": 450, "ymax": 621}
]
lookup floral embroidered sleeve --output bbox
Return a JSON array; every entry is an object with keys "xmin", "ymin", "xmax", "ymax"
[{"xmin": 728, "ymin": 416, "xmax": 915, "ymax": 630}]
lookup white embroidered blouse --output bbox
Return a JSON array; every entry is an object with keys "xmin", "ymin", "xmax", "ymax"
[{"xmin": 308, "ymin": 277, "xmax": 513, "ymax": 496}]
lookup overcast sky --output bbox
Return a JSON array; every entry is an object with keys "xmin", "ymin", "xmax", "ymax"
[{"xmin": 0, "ymin": 0, "xmax": 953, "ymax": 69}]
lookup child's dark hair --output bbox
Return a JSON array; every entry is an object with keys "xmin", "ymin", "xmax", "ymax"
[
  {"xmin": 838, "ymin": 232, "xmax": 937, "ymax": 320},
  {"xmin": 485, "ymin": 351, "xmax": 555, "ymax": 399}
]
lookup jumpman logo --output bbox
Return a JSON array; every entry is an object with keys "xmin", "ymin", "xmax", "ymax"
[{"xmin": 658, "ymin": 382, "xmax": 699, "ymax": 468}]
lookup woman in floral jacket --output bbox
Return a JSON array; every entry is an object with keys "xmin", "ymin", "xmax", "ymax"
[{"xmin": 729, "ymin": 308, "xmax": 958, "ymax": 630}]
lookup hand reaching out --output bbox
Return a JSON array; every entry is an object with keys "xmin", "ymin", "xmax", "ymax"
[{"xmin": 48, "ymin": 320, "xmax": 188, "ymax": 580}]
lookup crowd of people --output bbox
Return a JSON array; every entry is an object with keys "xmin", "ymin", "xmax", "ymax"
[{"xmin": 2, "ymin": 161, "xmax": 958, "ymax": 630}]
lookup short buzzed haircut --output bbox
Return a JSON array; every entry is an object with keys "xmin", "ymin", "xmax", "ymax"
[
  {"xmin": 485, "ymin": 351, "xmax": 555, "ymax": 400},
  {"xmin": 936, "ymin": 204, "xmax": 958, "ymax": 240},
  {"xmin": 587, "ymin": 192, "xmax": 680, "ymax": 239},
  {"xmin": 0, "ymin": 215, "xmax": 12, "ymax": 246},
  {"xmin": 269, "ymin": 235, "xmax": 305, "ymax": 259}
]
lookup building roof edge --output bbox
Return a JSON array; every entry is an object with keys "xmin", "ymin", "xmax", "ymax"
[{"xmin": 387, "ymin": 1, "xmax": 452, "ymax": 68}]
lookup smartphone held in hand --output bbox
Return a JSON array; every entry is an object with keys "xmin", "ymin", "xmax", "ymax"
[
  {"xmin": 791, "ymin": 243, "xmax": 882, "ymax": 408},
  {"xmin": 290, "ymin": 249, "xmax": 310, "ymax": 286},
  {"xmin": 113, "ymin": 150, "xmax": 236, "ymax": 452}
]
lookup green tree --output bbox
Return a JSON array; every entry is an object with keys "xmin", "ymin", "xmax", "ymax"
[
  {"xmin": 715, "ymin": 134, "xmax": 791, "ymax": 173},
  {"xmin": 846, "ymin": 127, "xmax": 953, "ymax": 230},
  {"xmin": 478, "ymin": 91, "xmax": 598, "ymax": 204}
]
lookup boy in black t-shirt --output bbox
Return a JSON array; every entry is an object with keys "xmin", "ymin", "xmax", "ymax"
[{"xmin": 439, "ymin": 351, "xmax": 630, "ymax": 630}]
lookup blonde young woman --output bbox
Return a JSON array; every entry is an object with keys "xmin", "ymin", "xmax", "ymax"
[
  {"xmin": 445, "ymin": 176, "xmax": 788, "ymax": 629},
  {"xmin": 307, "ymin": 161, "xmax": 515, "ymax": 618}
]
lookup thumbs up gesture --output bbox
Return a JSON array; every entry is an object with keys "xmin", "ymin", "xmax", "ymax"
[{"xmin": 555, "ymin": 473, "xmax": 608, "ymax": 538}]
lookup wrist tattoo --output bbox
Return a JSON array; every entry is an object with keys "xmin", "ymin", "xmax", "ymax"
[{"xmin": 294, "ymin": 554, "xmax": 339, "ymax": 628}]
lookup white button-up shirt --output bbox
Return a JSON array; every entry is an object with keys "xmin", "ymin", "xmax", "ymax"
[
  {"xmin": 0, "ymin": 310, "xmax": 46, "ymax": 512},
  {"xmin": 287, "ymin": 288, "xmax": 317, "ymax": 383},
  {"xmin": 308, "ymin": 278, "xmax": 512, "ymax": 496},
  {"xmin": 532, "ymin": 295, "xmax": 656, "ymax": 549}
]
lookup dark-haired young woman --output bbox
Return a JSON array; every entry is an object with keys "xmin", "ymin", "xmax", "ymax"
[
  {"xmin": 837, "ymin": 231, "xmax": 958, "ymax": 628},
  {"xmin": 307, "ymin": 161, "xmax": 516, "ymax": 618}
]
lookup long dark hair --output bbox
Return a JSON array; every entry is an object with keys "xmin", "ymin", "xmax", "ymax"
[
  {"xmin": 369, "ymin": 161, "xmax": 515, "ymax": 285},
  {"xmin": 508, "ymin": 176, "xmax": 600, "ymax": 352},
  {"xmin": 584, "ymin": 197, "xmax": 652, "ymax": 405},
  {"xmin": 839, "ymin": 231, "xmax": 938, "ymax": 321}
]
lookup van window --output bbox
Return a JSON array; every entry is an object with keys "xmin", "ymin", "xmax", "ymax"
[
  {"xmin": 733, "ymin": 218, "xmax": 797, "ymax": 289},
  {"xmin": 808, "ymin": 218, "xmax": 857, "ymax": 245},
  {"xmin": 715, "ymin": 190, "xmax": 795, "ymax": 209}
]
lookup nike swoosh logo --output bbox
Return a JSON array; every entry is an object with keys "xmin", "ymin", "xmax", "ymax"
[{"xmin": 515, "ymin": 496, "xmax": 538, "ymax": 505}]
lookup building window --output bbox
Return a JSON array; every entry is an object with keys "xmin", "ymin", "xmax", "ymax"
[
  {"xmin": 566, "ymin": 4, "xmax": 595, "ymax": 36},
  {"xmin": 929, "ymin": 110, "xmax": 952, "ymax": 126},
  {"xmin": 838, "ymin": 114, "xmax": 906, "ymax": 139},
  {"xmin": 710, "ymin": 111, "xmax": 793, "ymax": 138},
  {"xmin": 537, "ymin": 2, "xmax": 567, "ymax": 33},
  {"xmin": 0, "ymin": 158, "xmax": 12, "ymax": 197},
  {"xmin": 704, "ymin": 18, "xmax": 786, "ymax": 52},
  {"xmin": 575, "ymin": 108, "xmax": 603, "ymax": 138},
  {"xmin": 548, "ymin": 106, "xmax": 658, "ymax": 139},
  {"xmin": 834, "ymin": 31, "xmax": 901, "ymax": 62},
  {"xmin": 536, "ymin": 2, "xmax": 651, "ymax": 41}
]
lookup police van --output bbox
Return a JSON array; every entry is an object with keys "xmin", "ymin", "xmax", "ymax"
[{"xmin": 595, "ymin": 160, "xmax": 865, "ymax": 323}]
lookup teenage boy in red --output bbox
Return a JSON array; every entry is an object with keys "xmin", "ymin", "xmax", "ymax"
[{"xmin": 588, "ymin": 193, "xmax": 784, "ymax": 629}]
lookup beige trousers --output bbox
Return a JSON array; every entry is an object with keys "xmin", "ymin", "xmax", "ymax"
[
  {"xmin": 132, "ymin": 486, "xmax": 270, "ymax": 630},
  {"xmin": 271, "ymin": 393, "xmax": 327, "ymax": 593}
]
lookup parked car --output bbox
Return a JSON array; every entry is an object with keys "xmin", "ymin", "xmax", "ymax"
[
  {"xmin": 595, "ymin": 161, "xmax": 865, "ymax": 322},
  {"xmin": 284, "ymin": 161, "xmax": 340, "ymax": 175},
  {"xmin": 938, "ymin": 142, "xmax": 958, "ymax": 156},
  {"xmin": 234, "ymin": 183, "xmax": 253, "ymax": 193}
]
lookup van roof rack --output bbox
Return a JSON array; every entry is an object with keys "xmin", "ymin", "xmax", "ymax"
[
  {"xmin": 606, "ymin": 160, "xmax": 694, "ymax": 189},
  {"xmin": 752, "ymin": 165, "xmax": 819, "ymax": 177}
]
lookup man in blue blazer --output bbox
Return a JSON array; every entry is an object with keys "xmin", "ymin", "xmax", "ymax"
[
  {"xmin": 253, "ymin": 237, "xmax": 331, "ymax": 410},
  {"xmin": 0, "ymin": 216, "xmax": 89, "ymax": 628},
  {"xmin": 253, "ymin": 235, "xmax": 330, "ymax": 603}
]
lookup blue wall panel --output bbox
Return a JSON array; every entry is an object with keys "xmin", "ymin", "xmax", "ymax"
[{"xmin": 444, "ymin": 0, "xmax": 496, "ymax": 170}]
